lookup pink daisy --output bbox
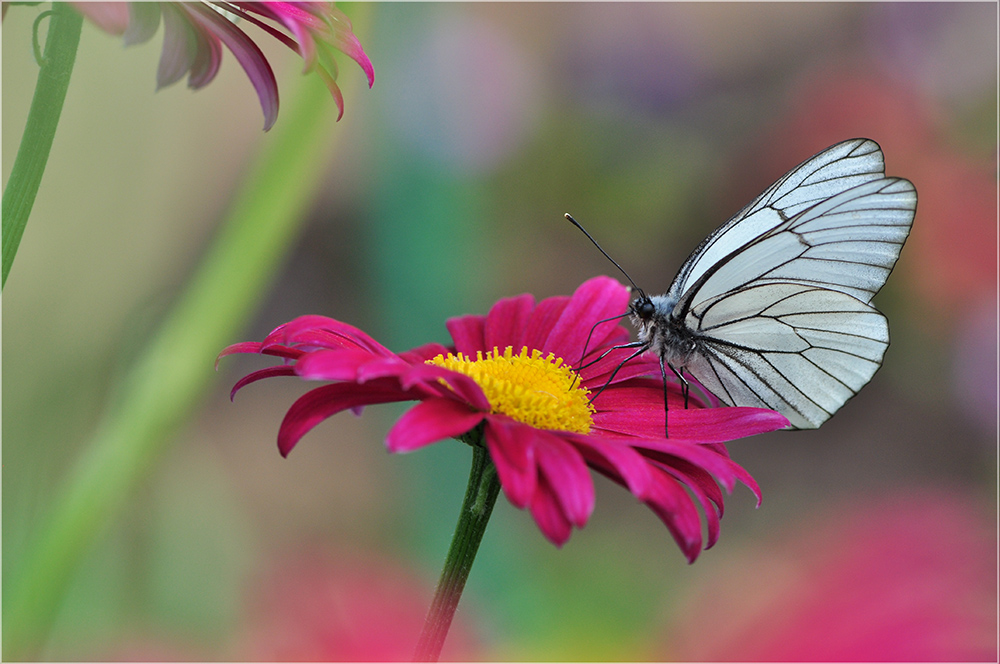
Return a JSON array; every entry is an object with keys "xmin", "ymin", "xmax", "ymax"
[
  {"xmin": 220, "ymin": 276, "xmax": 789, "ymax": 561},
  {"xmin": 73, "ymin": 2, "xmax": 374, "ymax": 128}
]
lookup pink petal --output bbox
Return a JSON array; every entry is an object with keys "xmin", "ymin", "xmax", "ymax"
[
  {"xmin": 293, "ymin": 348, "xmax": 381, "ymax": 381},
  {"xmin": 397, "ymin": 342, "xmax": 453, "ymax": 364},
  {"xmin": 539, "ymin": 276, "xmax": 631, "ymax": 360},
  {"xmin": 124, "ymin": 3, "xmax": 161, "ymax": 45},
  {"xmin": 520, "ymin": 296, "xmax": 569, "ymax": 350},
  {"xmin": 593, "ymin": 382, "xmax": 788, "ymax": 442},
  {"xmin": 217, "ymin": 342, "xmax": 303, "ymax": 371},
  {"xmin": 529, "ymin": 477, "xmax": 574, "ymax": 547},
  {"xmin": 669, "ymin": 407, "xmax": 791, "ymax": 442},
  {"xmin": 659, "ymin": 460, "xmax": 725, "ymax": 548},
  {"xmin": 385, "ymin": 399, "xmax": 484, "ymax": 453},
  {"xmin": 157, "ymin": 4, "xmax": 199, "ymax": 89},
  {"xmin": 71, "ymin": 2, "xmax": 130, "ymax": 35},
  {"xmin": 641, "ymin": 469, "xmax": 705, "ymax": 562},
  {"xmin": 561, "ymin": 433, "xmax": 653, "ymax": 500},
  {"xmin": 398, "ymin": 363, "xmax": 492, "ymax": 412},
  {"xmin": 484, "ymin": 293, "xmax": 535, "ymax": 352},
  {"xmin": 182, "ymin": 3, "xmax": 279, "ymax": 131},
  {"xmin": 483, "ymin": 418, "xmax": 537, "ymax": 509},
  {"xmin": 445, "ymin": 314, "xmax": 486, "ymax": 357},
  {"xmin": 324, "ymin": 5, "xmax": 375, "ymax": 87},
  {"xmin": 277, "ymin": 381, "xmax": 413, "ymax": 457},
  {"xmin": 270, "ymin": 316, "xmax": 393, "ymax": 356},
  {"xmin": 186, "ymin": 14, "xmax": 223, "ymax": 89},
  {"xmin": 230, "ymin": 365, "xmax": 297, "ymax": 400},
  {"xmin": 218, "ymin": 341, "xmax": 265, "ymax": 359},
  {"xmin": 582, "ymin": 351, "xmax": 661, "ymax": 387},
  {"xmin": 632, "ymin": 440, "xmax": 747, "ymax": 493},
  {"xmin": 532, "ymin": 431, "xmax": 595, "ymax": 528}
]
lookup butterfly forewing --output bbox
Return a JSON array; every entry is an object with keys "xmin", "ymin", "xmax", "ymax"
[{"xmin": 668, "ymin": 138, "xmax": 888, "ymax": 299}]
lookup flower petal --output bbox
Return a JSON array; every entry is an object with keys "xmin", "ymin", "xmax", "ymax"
[
  {"xmin": 484, "ymin": 293, "xmax": 535, "ymax": 352},
  {"xmin": 529, "ymin": 476, "xmax": 574, "ymax": 547},
  {"xmin": 520, "ymin": 296, "xmax": 569, "ymax": 350},
  {"xmin": 269, "ymin": 316, "xmax": 394, "ymax": 356},
  {"xmin": 533, "ymin": 431, "xmax": 595, "ymax": 528},
  {"xmin": 593, "ymin": 380, "xmax": 788, "ymax": 442},
  {"xmin": 398, "ymin": 342, "xmax": 453, "ymax": 364},
  {"xmin": 277, "ymin": 381, "xmax": 413, "ymax": 457},
  {"xmin": 72, "ymin": 2, "xmax": 130, "ymax": 35},
  {"xmin": 641, "ymin": 467, "xmax": 705, "ymax": 562},
  {"xmin": 385, "ymin": 399, "xmax": 484, "ymax": 453},
  {"xmin": 398, "ymin": 363, "xmax": 492, "ymax": 412},
  {"xmin": 182, "ymin": 3, "xmax": 279, "ymax": 131},
  {"xmin": 540, "ymin": 276, "xmax": 631, "ymax": 359},
  {"xmin": 484, "ymin": 418, "xmax": 537, "ymax": 509},
  {"xmin": 293, "ymin": 348, "xmax": 382, "ymax": 381},
  {"xmin": 124, "ymin": 3, "xmax": 162, "ymax": 45},
  {"xmin": 445, "ymin": 314, "xmax": 485, "ymax": 357},
  {"xmin": 231, "ymin": 365, "xmax": 296, "ymax": 400},
  {"xmin": 561, "ymin": 432, "xmax": 653, "ymax": 500},
  {"xmin": 157, "ymin": 4, "xmax": 199, "ymax": 89}
]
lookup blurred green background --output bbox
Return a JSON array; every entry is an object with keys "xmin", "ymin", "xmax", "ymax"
[{"xmin": 3, "ymin": 2, "xmax": 997, "ymax": 660}]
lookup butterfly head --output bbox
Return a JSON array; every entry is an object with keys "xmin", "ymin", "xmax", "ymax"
[{"xmin": 629, "ymin": 290, "xmax": 655, "ymax": 323}]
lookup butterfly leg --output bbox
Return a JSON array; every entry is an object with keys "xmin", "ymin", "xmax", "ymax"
[
  {"xmin": 678, "ymin": 367, "xmax": 691, "ymax": 408},
  {"xmin": 658, "ymin": 354, "xmax": 670, "ymax": 438}
]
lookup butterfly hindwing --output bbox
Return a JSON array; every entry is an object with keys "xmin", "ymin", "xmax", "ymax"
[{"xmin": 684, "ymin": 283, "xmax": 889, "ymax": 428}]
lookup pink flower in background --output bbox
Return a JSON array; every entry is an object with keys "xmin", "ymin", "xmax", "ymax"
[
  {"xmin": 74, "ymin": 2, "xmax": 374, "ymax": 129},
  {"xmin": 221, "ymin": 276, "xmax": 788, "ymax": 561},
  {"xmin": 662, "ymin": 489, "xmax": 998, "ymax": 661},
  {"xmin": 237, "ymin": 551, "xmax": 481, "ymax": 661}
]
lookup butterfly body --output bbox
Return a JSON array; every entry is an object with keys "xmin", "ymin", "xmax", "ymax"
[
  {"xmin": 626, "ymin": 138, "xmax": 916, "ymax": 430},
  {"xmin": 631, "ymin": 294, "xmax": 699, "ymax": 371}
]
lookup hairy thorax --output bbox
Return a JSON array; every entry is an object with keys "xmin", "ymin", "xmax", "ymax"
[{"xmin": 631, "ymin": 294, "xmax": 700, "ymax": 370}]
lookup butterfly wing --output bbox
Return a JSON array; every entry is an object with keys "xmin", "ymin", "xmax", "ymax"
[
  {"xmin": 684, "ymin": 283, "xmax": 889, "ymax": 428},
  {"xmin": 664, "ymin": 139, "xmax": 916, "ymax": 429},
  {"xmin": 677, "ymin": 176, "xmax": 916, "ymax": 311},
  {"xmin": 667, "ymin": 138, "xmax": 893, "ymax": 301}
]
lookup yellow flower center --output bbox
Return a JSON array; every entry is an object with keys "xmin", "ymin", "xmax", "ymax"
[{"xmin": 427, "ymin": 346, "xmax": 595, "ymax": 434}]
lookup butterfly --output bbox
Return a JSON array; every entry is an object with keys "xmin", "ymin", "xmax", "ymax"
[{"xmin": 570, "ymin": 138, "xmax": 917, "ymax": 433}]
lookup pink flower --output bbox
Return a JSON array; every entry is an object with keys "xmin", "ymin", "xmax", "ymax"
[
  {"xmin": 73, "ymin": 2, "xmax": 374, "ymax": 129},
  {"xmin": 220, "ymin": 276, "xmax": 788, "ymax": 561},
  {"xmin": 662, "ymin": 489, "xmax": 998, "ymax": 661},
  {"xmin": 236, "ymin": 550, "xmax": 482, "ymax": 661}
]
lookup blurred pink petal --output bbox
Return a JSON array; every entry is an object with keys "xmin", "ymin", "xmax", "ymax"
[
  {"xmin": 74, "ymin": 2, "xmax": 373, "ymax": 129},
  {"xmin": 663, "ymin": 489, "xmax": 998, "ymax": 661},
  {"xmin": 238, "ymin": 550, "xmax": 481, "ymax": 661}
]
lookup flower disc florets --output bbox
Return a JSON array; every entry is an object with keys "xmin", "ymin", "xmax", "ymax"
[{"xmin": 427, "ymin": 347, "xmax": 594, "ymax": 434}]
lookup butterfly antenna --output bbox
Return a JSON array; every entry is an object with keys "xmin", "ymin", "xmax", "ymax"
[{"xmin": 565, "ymin": 213, "xmax": 645, "ymax": 298}]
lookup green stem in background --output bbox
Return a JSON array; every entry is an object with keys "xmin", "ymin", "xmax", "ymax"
[
  {"xmin": 414, "ymin": 440, "xmax": 502, "ymax": 662},
  {"xmin": 2, "ymin": 3, "xmax": 83, "ymax": 289},
  {"xmin": 1, "ymin": 4, "xmax": 372, "ymax": 656}
]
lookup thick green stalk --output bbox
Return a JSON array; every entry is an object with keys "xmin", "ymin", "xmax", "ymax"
[
  {"xmin": 2, "ymin": 3, "xmax": 84, "ymax": 288},
  {"xmin": 414, "ymin": 440, "xmax": 501, "ymax": 662},
  {"xmin": 1, "ymin": 61, "xmax": 352, "ymax": 662}
]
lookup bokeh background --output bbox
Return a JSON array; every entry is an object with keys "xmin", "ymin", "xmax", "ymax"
[{"xmin": 4, "ymin": 2, "xmax": 997, "ymax": 660}]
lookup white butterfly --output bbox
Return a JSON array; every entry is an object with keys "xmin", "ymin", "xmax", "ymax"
[{"xmin": 574, "ymin": 138, "xmax": 917, "ymax": 431}]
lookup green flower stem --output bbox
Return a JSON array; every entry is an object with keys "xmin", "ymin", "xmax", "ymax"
[
  {"xmin": 2, "ymin": 3, "xmax": 83, "ymax": 289},
  {"xmin": 1, "ymin": 14, "xmax": 373, "ymax": 652},
  {"xmin": 414, "ymin": 440, "xmax": 502, "ymax": 662}
]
